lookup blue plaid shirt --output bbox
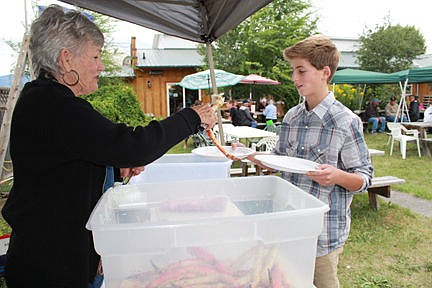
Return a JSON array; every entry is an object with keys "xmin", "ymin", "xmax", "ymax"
[{"xmin": 275, "ymin": 92, "xmax": 373, "ymax": 256}]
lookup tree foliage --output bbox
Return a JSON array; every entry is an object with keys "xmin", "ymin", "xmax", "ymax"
[
  {"xmin": 200, "ymin": 0, "xmax": 317, "ymax": 108},
  {"xmin": 357, "ymin": 20, "xmax": 426, "ymax": 73}
]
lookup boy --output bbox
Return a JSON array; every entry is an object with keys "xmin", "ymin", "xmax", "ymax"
[{"xmin": 278, "ymin": 35, "xmax": 373, "ymax": 287}]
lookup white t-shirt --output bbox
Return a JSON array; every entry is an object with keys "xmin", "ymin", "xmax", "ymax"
[{"xmin": 424, "ymin": 105, "xmax": 432, "ymax": 122}]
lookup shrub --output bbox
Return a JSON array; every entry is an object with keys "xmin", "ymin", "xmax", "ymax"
[
  {"xmin": 82, "ymin": 83, "xmax": 153, "ymax": 127},
  {"xmin": 331, "ymin": 84, "xmax": 364, "ymax": 111}
]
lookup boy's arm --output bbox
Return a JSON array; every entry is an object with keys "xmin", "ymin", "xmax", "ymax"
[{"xmin": 307, "ymin": 165, "xmax": 365, "ymax": 191}]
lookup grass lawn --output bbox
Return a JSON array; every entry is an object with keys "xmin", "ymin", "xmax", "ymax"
[
  {"xmin": 363, "ymin": 132, "xmax": 432, "ymax": 200},
  {"xmin": 0, "ymin": 133, "xmax": 430, "ymax": 287}
]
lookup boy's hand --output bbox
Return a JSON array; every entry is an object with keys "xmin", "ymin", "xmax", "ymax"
[{"xmin": 306, "ymin": 164, "xmax": 341, "ymax": 186}]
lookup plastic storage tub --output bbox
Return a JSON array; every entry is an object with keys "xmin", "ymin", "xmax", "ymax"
[
  {"xmin": 87, "ymin": 176, "xmax": 329, "ymax": 288},
  {"xmin": 128, "ymin": 153, "xmax": 232, "ymax": 184}
]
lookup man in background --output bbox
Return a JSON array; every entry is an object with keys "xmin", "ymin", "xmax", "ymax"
[
  {"xmin": 365, "ymin": 98, "xmax": 386, "ymax": 133},
  {"xmin": 385, "ymin": 97, "xmax": 407, "ymax": 122}
]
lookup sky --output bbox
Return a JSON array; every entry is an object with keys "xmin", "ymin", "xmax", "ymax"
[{"xmin": 1, "ymin": 0, "xmax": 431, "ymax": 76}]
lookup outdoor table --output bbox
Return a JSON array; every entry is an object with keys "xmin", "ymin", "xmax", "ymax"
[
  {"xmin": 401, "ymin": 122, "xmax": 432, "ymax": 157},
  {"xmin": 223, "ymin": 125, "xmax": 276, "ymax": 146}
]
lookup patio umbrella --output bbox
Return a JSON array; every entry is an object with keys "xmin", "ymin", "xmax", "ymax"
[
  {"xmin": 178, "ymin": 69, "xmax": 245, "ymax": 90},
  {"xmin": 239, "ymin": 74, "xmax": 281, "ymax": 99}
]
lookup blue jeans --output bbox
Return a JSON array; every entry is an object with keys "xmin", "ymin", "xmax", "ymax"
[
  {"xmin": 368, "ymin": 117, "xmax": 386, "ymax": 132},
  {"xmin": 88, "ymin": 166, "xmax": 114, "ymax": 288},
  {"xmin": 386, "ymin": 115, "xmax": 407, "ymax": 122}
]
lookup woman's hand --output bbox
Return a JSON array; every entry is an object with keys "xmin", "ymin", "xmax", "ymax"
[
  {"xmin": 120, "ymin": 166, "xmax": 145, "ymax": 184},
  {"xmin": 192, "ymin": 104, "xmax": 218, "ymax": 129}
]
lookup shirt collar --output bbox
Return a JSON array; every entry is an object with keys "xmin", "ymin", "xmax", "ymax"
[{"xmin": 301, "ymin": 92, "xmax": 335, "ymax": 120}]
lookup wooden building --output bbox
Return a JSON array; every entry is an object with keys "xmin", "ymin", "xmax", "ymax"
[{"xmin": 129, "ymin": 36, "xmax": 205, "ymax": 118}]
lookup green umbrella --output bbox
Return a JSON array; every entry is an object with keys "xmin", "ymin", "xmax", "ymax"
[{"xmin": 178, "ymin": 69, "xmax": 245, "ymax": 90}]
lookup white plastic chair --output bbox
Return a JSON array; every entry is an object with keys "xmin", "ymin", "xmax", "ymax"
[
  {"xmin": 251, "ymin": 135, "xmax": 279, "ymax": 152},
  {"xmin": 387, "ymin": 122, "xmax": 421, "ymax": 159},
  {"xmin": 386, "ymin": 122, "xmax": 419, "ymax": 145}
]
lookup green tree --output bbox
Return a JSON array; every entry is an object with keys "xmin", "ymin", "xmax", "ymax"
[
  {"xmin": 357, "ymin": 20, "xmax": 426, "ymax": 73},
  {"xmin": 200, "ymin": 0, "xmax": 317, "ymax": 108}
]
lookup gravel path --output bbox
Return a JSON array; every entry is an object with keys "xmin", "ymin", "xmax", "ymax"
[{"xmin": 380, "ymin": 190, "xmax": 432, "ymax": 217}]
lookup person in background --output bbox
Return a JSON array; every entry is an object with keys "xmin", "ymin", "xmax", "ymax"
[
  {"xmin": 424, "ymin": 103, "xmax": 432, "ymax": 122},
  {"xmin": 257, "ymin": 97, "xmax": 267, "ymax": 122},
  {"xmin": 252, "ymin": 35, "xmax": 373, "ymax": 288},
  {"xmin": 263, "ymin": 97, "xmax": 278, "ymax": 125},
  {"xmin": 385, "ymin": 97, "xmax": 407, "ymax": 122},
  {"xmin": 365, "ymin": 98, "xmax": 386, "ymax": 133},
  {"xmin": 228, "ymin": 99, "xmax": 242, "ymax": 126},
  {"xmin": 408, "ymin": 95, "xmax": 420, "ymax": 122},
  {"xmin": 1, "ymin": 5, "xmax": 217, "ymax": 288},
  {"xmin": 239, "ymin": 99, "xmax": 257, "ymax": 127}
]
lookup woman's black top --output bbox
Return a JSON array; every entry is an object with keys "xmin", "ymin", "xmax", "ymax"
[{"xmin": 2, "ymin": 77, "xmax": 201, "ymax": 287}]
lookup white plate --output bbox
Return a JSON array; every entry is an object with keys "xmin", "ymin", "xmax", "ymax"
[
  {"xmin": 255, "ymin": 154, "xmax": 320, "ymax": 174},
  {"xmin": 192, "ymin": 146, "xmax": 255, "ymax": 159}
]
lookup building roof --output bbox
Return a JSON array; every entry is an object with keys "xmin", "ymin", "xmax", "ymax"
[
  {"xmin": 0, "ymin": 74, "xmax": 31, "ymax": 88},
  {"xmin": 339, "ymin": 51, "xmax": 359, "ymax": 69},
  {"xmin": 136, "ymin": 48, "xmax": 204, "ymax": 68},
  {"xmin": 413, "ymin": 54, "xmax": 432, "ymax": 68}
]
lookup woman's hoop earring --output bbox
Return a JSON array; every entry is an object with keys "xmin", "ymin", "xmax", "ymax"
[{"xmin": 62, "ymin": 69, "xmax": 79, "ymax": 86}]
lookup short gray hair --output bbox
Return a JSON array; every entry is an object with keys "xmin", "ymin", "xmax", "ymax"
[{"xmin": 30, "ymin": 5, "xmax": 104, "ymax": 78}]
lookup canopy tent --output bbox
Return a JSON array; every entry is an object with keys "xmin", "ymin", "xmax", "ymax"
[
  {"xmin": 59, "ymin": 0, "xmax": 274, "ymax": 144},
  {"xmin": 391, "ymin": 67, "xmax": 432, "ymax": 83},
  {"xmin": 331, "ymin": 67, "xmax": 432, "ymax": 122},
  {"xmin": 59, "ymin": 0, "xmax": 273, "ymax": 44},
  {"xmin": 330, "ymin": 68, "xmax": 399, "ymax": 111},
  {"xmin": 331, "ymin": 68, "xmax": 399, "ymax": 84},
  {"xmin": 389, "ymin": 67, "xmax": 432, "ymax": 121}
]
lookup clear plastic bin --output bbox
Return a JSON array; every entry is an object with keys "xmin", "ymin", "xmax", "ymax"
[
  {"xmin": 87, "ymin": 176, "xmax": 329, "ymax": 288},
  {"xmin": 128, "ymin": 153, "xmax": 232, "ymax": 184}
]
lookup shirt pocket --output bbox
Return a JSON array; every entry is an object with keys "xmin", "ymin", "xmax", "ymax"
[{"xmin": 308, "ymin": 144, "xmax": 329, "ymax": 165}]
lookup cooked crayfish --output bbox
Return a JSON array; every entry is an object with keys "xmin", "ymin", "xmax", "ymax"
[
  {"xmin": 120, "ymin": 244, "xmax": 290, "ymax": 288},
  {"xmin": 205, "ymin": 128, "xmax": 241, "ymax": 161}
]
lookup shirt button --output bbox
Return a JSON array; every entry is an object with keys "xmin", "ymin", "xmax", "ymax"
[
  {"xmin": 301, "ymin": 147, "xmax": 305, "ymax": 150},
  {"xmin": 305, "ymin": 126, "xmax": 308, "ymax": 129}
]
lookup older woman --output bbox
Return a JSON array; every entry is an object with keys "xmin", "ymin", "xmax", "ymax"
[{"xmin": 1, "ymin": 5, "xmax": 216, "ymax": 288}]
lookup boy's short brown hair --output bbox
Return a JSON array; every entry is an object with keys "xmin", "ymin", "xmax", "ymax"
[{"xmin": 283, "ymin": 35, "xmax": 340, "ymax": 83}]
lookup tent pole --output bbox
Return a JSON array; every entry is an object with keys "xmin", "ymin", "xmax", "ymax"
[
  {"xmin": 206, "ymin": 42, "xmax": 225, "ymax": 145},
  {"xmin": 360, "ymin": 84, "xmax": 366, "ymax": 111},
  {"xmin": 397, "ymin": 79, "xmax": 410, "ymax": 122}
]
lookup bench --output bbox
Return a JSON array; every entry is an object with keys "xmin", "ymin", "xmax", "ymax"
[
  {"xmin": 367, "ymin": 176, "xmax": 406, "ymax": 209},
  {"xmin": 230, "ymin": 166, "xmax": 273, "ymax": 177}
]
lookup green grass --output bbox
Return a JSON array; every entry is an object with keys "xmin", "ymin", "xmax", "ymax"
[
  {"xmin": 364, "ymin": 133, "xmax": 432, "ymax": 200},
  {"xmin": 339, "ymin": 194, "xmax": 432, "ymax": 287}
]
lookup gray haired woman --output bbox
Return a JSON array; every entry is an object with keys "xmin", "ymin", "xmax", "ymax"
[{"xmin": 2, "ymin": 5, "xmax": 216, "ymax": 288}]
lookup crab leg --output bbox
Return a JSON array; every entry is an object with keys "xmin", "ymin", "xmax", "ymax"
[{"xmin": 205, "ymin": 129, "xmax": 240, "ymax": 161}]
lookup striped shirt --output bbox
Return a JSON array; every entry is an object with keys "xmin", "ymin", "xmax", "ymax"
[{"xmin": 274, "ymin": 92, "xmax": 373, "ymax": 256}]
